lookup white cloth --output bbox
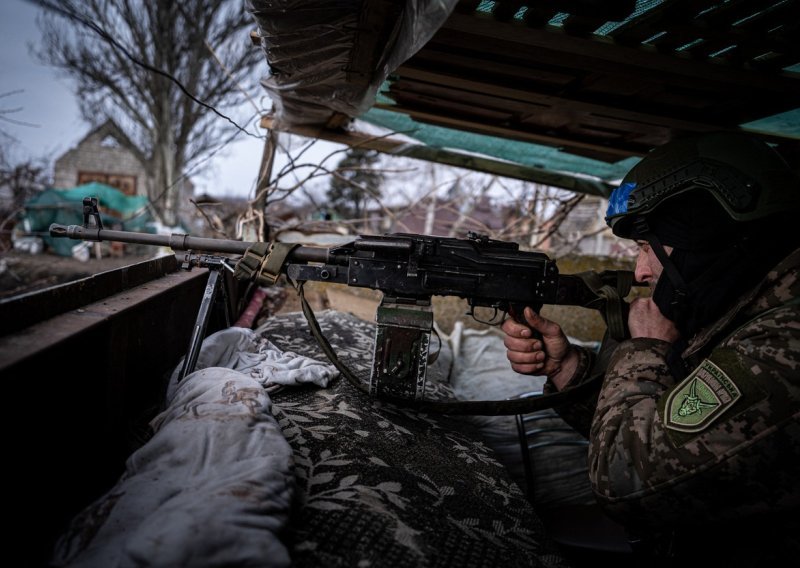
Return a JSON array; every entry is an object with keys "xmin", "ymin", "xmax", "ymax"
[
  {"xmin": 53, "ymin": 327, "xmax": 340, "ymax": 568},
  {"xmin": 167, "ymin": 327, "xmax": 339, "ymax": 401}
]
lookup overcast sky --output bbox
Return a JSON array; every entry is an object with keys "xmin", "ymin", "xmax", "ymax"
[
  {"xmin": 0, "ymin": 1, "xmax": 528, "ymax": 211},
  {"xmin": 0, "ymin": 0, "xmax": 347, "ymax": 200}
]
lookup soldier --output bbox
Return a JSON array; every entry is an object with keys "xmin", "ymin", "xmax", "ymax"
[{"xmin": 502, "ymin": 131, "xmax": 800, "ymax": 565}]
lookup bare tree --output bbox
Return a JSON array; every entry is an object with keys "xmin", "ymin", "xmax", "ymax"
[
  {"xmin": 0, "ymin": 141, "xmax": 50, "ymax": 250},
  {"xmin": 32, "ymin": 0, "xmax": 263, "ymax": 225},
  {"xmin": 327, "ymin": 148, "xmax": 384, "ymax": 220},
  {"xmin": 0, "ymin": 89, "xmax": 40, "ymax": 143}
]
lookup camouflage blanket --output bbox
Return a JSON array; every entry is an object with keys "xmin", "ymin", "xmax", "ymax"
[
  {"xmin": 257, "ymin": 310, "xmax": 570, "ymax": 568},
  {"xmin": 51, "ymin": 309, "xmax": 571, "ymax": 568}
]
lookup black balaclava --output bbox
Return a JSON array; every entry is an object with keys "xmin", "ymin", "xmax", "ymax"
[{"xmin": 631, "ymin": 190, "xmax": 797, "ymax": 375}]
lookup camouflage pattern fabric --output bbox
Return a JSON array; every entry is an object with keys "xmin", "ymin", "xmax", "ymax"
[
  {"xmin": 552, "ymin": 248, "xmax": 800, "ymax": 564},
  {"xmin": 257, "ymin": 310, "xmax": 572, "ymax": 568}
]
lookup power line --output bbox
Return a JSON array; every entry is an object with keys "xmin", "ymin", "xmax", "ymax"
[{"xmin": 27, "ymin": 0, "xmax": 263, "ymax": 141}]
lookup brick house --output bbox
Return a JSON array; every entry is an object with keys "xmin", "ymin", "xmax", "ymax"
[{"xmin": 53, "ymin": 120, "xmax": 150, "ymax": 197}]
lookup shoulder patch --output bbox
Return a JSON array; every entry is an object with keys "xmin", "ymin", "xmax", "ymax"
[{"xmin": 663, "ymin": 359, "xmax": 741, "ymax": 433}]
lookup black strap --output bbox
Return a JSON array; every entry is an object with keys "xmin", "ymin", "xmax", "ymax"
[
  {"xmin": 635, "ymin": 218, "xmax": 686, "ymax": 293},
  {"xmin": 576, "ymin": 270, "xmax": 633, "ymax": 341}
]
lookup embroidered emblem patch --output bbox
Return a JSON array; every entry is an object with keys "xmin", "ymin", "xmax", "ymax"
[{"xmin": 664, "ymin": 359, "xmax": 741, "ymax": 433}]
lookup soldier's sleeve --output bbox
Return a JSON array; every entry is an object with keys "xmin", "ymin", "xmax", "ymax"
[
  {"xmin": 543, "ymin": 331, "xmax": 623, "ymax": 437},
  {"xmin": 542, "ymin": 344, "xmax": 598, "ymax": 437},
  {"xmin": 588, "ymin": 304, "xmax": 800, "ymax": 528}
]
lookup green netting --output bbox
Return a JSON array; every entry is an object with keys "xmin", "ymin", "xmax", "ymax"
[
  {"xmin": 54, "ymin": 181, "xmax": 151, "ymax": 215},
  {"xmin": 360, "ymin": 105, "xmax": 640, "ymax": 185},
  {"xmin": 22, "ymin": 182, "xmax": 155, "ymax": 256},
  {"xmin": 741, "ymin": 108, "xmax": 800, "ymax": 138},
  {"xmin": 363, "ymin": 91, "xmax": 797, "ymax": 192}
]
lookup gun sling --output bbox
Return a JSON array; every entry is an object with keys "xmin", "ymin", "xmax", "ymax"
[
  {"xmin": 234, "ymin": 241, "xmax": 301, "ymax": 286},
  {"xmin": 48, "ymin": 214, "xmax": 628, "ymax": 417},
  {"xmin": 236, "ymin": 240, "xmax": 629, "ymax": 416}
]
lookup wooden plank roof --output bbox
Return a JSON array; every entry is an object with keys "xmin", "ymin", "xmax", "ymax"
[
  {"xmin": 383, "ymin": 0, "xmax": 799, "ymax": 163},
  {"xmin": 249, "ymin": 0, "xmax": 799, "ymax": 187}
]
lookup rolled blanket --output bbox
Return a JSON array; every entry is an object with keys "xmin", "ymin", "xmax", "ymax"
[{"xmin": 52, "ymin": 368, "xmax": 295, "ymax": 567}]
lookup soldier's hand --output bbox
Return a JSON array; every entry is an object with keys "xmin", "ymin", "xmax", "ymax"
[{"xmin": 502, "ymin": 307, "xmax": 575, "ymax": 385}]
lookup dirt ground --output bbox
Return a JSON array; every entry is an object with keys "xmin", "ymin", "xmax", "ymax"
[
  {"xmin": 1, "ymin": 248, "xmax": 637, "ymax": 343},
  {"xmin": 0, "ymin": 248, "xmax": 157, "ymax": 300}
]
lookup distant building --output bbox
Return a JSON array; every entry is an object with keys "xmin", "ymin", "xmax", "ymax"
[
  {"xmin": 539, "ymin": 194, "xmax": 633, "ymax": 257},
  {"xmin": 386, "ymin": 194, "xmax": 510, "ymax": 236},
  {"xmin": 52, "ymin": 120, "xmax": 199, "ymax": 229},
  {"xmin": 53, "ymin": 120, "xmax": 150, "ymax": 197}
]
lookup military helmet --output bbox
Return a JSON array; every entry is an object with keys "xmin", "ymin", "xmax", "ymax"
[{"xmin": 605, "ymin": 132, "xmax": 800, "ymax": 238}]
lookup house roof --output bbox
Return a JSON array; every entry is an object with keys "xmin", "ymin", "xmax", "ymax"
[
  {"xmin": 66, "ymin": 119, "xmax": 148, "ymax": 166},
  {"xmin": 247, "ymin": 0, "xmax": 799, "ymax": 196}
]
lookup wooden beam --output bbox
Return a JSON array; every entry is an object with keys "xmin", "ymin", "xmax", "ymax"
[
  {"xmin": 0, "ymin": 267, "xmax": 209, "ymax": 373},
  {"xmin": 394, "ymin": 65, "xmax": 728, "ymax": 133},
  {"xmin": 0, "ymin": 255, "xmax": 179, "ymax": 336},
  {"xmin": 259, "ymin": 115, "xmax": 612, "ymax": 196},
  {"xmin": 373, "ymin": 102, "xmax": 643, "ymax": 159},
  {"xmin": 0, "ymin": 264, "xmax": 223, "ymax": 568}
]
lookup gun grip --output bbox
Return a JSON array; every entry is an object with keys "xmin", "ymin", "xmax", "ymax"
[
  {"xmin": 508, "ymin": 302, "xmax": 541, "ymax": 325},
  {"xmin": 508, "ymin": 302, "xmax": 544, "ymax": 341}
]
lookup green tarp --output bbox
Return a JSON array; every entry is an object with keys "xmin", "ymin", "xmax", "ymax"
[
  {"xmin": 21, "ymin": 182, "xmax": 155, "ymax": 256},
  {"xmin": 361, "ymin": 105, "xmax": 640, "ymax": 185}
]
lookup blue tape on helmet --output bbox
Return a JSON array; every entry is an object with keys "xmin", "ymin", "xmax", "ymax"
[{"xmin": 605, "ymin": 181, "xmax": 636, "ymax": 221}]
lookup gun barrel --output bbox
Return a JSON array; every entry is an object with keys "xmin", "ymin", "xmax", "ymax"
[
  {"xmin": 48, "ymin": 223, "xmax": 331, "ymax": 263},
  {"xmin": 50, "ymin": 223, "xmax": 252, "ymax": 254}
]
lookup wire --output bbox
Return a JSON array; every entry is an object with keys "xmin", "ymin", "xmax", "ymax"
[{"xmin": 27, "ymin": 0, "xmax": 262, "ymax": 141}]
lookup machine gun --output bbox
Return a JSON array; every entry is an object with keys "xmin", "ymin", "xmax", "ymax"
[{"xmin": 49, "ymin": 197, "xmax": 635, "ymax": 414}]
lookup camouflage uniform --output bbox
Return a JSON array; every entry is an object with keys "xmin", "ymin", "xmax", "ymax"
[{"xmin": 548, "ymin": 248, "xmax": 800, "ymax": 564}]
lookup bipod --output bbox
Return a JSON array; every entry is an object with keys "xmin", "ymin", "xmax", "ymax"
[{"xmin": 176, "ymin": 252, "xmax": 236, "ymax": 381}]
